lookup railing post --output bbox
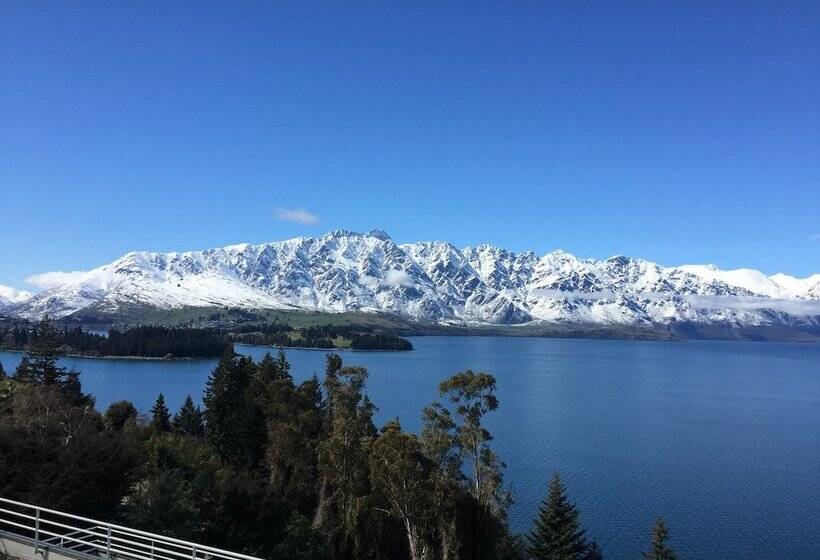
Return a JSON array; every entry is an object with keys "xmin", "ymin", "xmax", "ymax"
[
  {"xmin": 192, "ymin": 545, "xmax": 197, "ymax": 560},
  {"xmin": 151, "ymin": 540, "xmax": 155, "ymax": 560},
  {"xmin": 106, "ymin": 525, "xmax": 112, "ymax": 559},
  {"xmin": 34, "ymin": 507, "xmax": 40, "ymax": 556}
]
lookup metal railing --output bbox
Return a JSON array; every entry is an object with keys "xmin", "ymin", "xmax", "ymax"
[{"xmin": 0, "ymin": 498, "xmax": 264, "ymax": 560}]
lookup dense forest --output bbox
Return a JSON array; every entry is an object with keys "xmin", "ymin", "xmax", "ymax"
[
  {"xmin": 0, "ymin": 319, "xmax": 412, "ymax": 358},
  {"xmin": 228, "ymin": 322, "xmax": 413, "ymax": 351},
  {"xmin": 0, "ymin": 318, "xmax": 679, "ymax": 560},
  {"xmin": 0, "ymin": 323, "xmax": 229, "ymax": 358}
]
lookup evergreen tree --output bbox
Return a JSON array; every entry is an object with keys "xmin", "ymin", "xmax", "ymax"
[
  {"xmin": 583, "ymin": 540, "xmax": 604, "ymax": 560},
  {"xmin": 274, "ymin": 348, "xmax": 292, "ymax": 380},
  {"xmin": 643, "ymin": 519, "xmax": 676, "ymax": 560},
  {"xmin": 151, "ymin": 394, "xmax": 172, "ymax": 432},
  {"xmin": 11, "ymin": 318, "xmax": 91, "ymax": 406},
  {"xmin": 257, "ymin": 351, "xmax": 291, "ymax": 384},
  {"xmin": 527, "ymin": 473, "xmax": 587, "ymax": 560},
  {"xmin": 13, "ymin": 317, "xmax": 67, "ymax": 386},
  {"xmin": 173, "ymin": 395, "xmax": 205, "ymax": 437},
  {"xmin": 0, "ymin": 361, "xmax": 11, "ymax": 406},
  {"xmin": 204, "ymin": 347, "xmax": 265, "ymax": 466}
]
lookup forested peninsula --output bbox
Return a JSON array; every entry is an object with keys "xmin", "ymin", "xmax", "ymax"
[{"xmin": 0, "ymin": 319, "xmax": 413, "ymax": 358}]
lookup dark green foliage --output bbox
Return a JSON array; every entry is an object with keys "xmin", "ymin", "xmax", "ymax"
[
  {"xmin": 273, "ymin": 512, "xmax": 331, "ymax": 560},
  {"xmin": 203, "ymin": 348, "xmax": 265, "ymax": 467},
  {"xmin": 0, "ymin": 359, "xmax": 6, "ymax": 378},
  {"xmin": 229, "ymin": 322, "xmax": 412, "ymax": 351},
  {"xmin": 125, "ymin": 434, "xmax": 221, "ymax": 539},
  {"xmin": 0, "ymin": 383, "xmax": 138, "ymax": 519},
  {"xmin": 257, "ymin": 353, "xmax": 324, "ymax": 512},
  {"xmin": 583, "ymin": 540, "xmax": 604, "ymax": 560},
  {"xmin": 0, "ymin": 362, "xmax": 11, "ymax": 406},
  {"xmin": 105, "ymin": 400, "xmax": 138, "ymax": 431},
  {"xmin": 413, "ymin": 371, "xmax": 513, "ymax": 560},
  {"xmin": 527, "ymin": 474, "xmax": 591, "ymax": 560},
  {"xmin": 0, "ymin": 340, "xmax": 641, "ymax": 560},
  {"xmin": 369, "ymin": 420, "xmax": 436, "ymax": 560},
  {"xmin": 151, "ymin": 394, "xmax": 172, "ymax": 432},
  {"xmin": 11, "ymin": 318, "xmax": 92, "ymax": 406},
  {"xmin": 0, "ymin": 322, "xmax": 228, "ymax": 358},
  {"xmin": 127, "ymin": 433, "xmax": 288, "ymax": 554},
  {"xmin": 173, "ymin": 395, "xmax": 205, "ymax": 438},
  {"xmin": 436, "ymin": 370, "xmax": 509, "ymax": 514},
  {"xmin": 314, "ymin": 359, "xmax": 378, "ymax": 556},
  {"xmin": 257, "ymin": 349, "xmax": 292, "ymax": 382},
  {"xmin": 496, "ymin": 530, "xmax": 528, "ymax": 560},
  {"xmin": 643, "ymin": 519, "xmax": 676, "ymax": 560},
  {"xmin": 350, "ymin": 333, "xmax": 413, "ymax": 351}
]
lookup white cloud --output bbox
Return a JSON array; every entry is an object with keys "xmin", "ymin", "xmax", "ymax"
[
  {"xmin": 0, "ymin": 285, "xmax": 33, "ymax": 303},
  {"xmin": 528, "ymin": 288, "xmax": 621, "ymax": 300},
  {"xmin": 528, "ymin": 289, "xmax": 820, "ymax": 317},
  {"xmin": 26, "ymin": 270, "xmax": 89, "ymax": 289},
  {"xmin": 685, "ymin": 295, "xmax": 820, "ymax": 316},
  {"xmin": 275, "ymin": 207, "xmax": 319, "ymax": 225},
  {"xmin": 384, "ymin": 269, "xmax": 415, "ymax": 287}
]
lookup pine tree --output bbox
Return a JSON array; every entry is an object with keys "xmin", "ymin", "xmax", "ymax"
[
  {"xmin": 204, "ymin": 347, "xmax": 264, "ymax": 466},
  {"xmin": 204, "ymin": 348, "xmax": 239, "ymax": 458},
  {"xmin": 255, "ymin": 349, "xmax": 292, "ymax": 387},
  {"xmin": 527, "ymin": 473, "xmax": 587, "ymax": 560},
  {"xmin": 13, "ymin": 318, "xmax": 67, "ymax": 386},
  {"xmin": 151, "ymin": 393, "xmax": 171, "ymax": 432},
  {"xmin": 643, "ymin": 519, "xmax": 676, "ymax": 560},
  {"xmin": 172, "ymin": 395, "xmax": 204, "ymax": 437},
  {"xmin": 11, "ymin": 318, "xmax": 91, "ymax": 406}
]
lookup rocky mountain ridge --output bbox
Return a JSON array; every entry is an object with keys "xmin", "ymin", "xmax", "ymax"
[{"xmin": 4, "ymin": 230, "xmax": 819, "ymax": 339}]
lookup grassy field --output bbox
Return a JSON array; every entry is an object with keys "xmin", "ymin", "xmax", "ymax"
[{"xmin": 65, "ymin": 304, "xmax": 418, "ymax": 332}]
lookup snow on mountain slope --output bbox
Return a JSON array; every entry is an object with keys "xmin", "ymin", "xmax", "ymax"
[
  {"xmin": 674, "ymin": 265, "xmax": 791, "ymax": 298},
  {"xmin": 8, "ymin": 230, "xmax": 820, "ymax": 333},
  {"xmin": 0, "ymin": 286, "xmax": 33, "ymax": 309},
  {"xmin": 401, "ymin": 241, "xmax": 531, "ymax": 323}
]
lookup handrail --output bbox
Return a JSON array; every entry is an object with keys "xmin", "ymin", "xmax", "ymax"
[{"xmin": 0, "ymin": 497, "xmax": 265, "ymax": 560}]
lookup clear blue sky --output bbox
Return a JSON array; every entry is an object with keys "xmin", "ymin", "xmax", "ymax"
[{"xmin": 1, "ymin": 2, "xmax": 819, "ymax": 291}]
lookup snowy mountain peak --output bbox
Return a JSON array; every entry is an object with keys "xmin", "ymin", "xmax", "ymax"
[
  {"xmin": 5, "ymin": 230, "xmax": 819, "ymax": 339},
  {"xmin": 368, "ymin": 229, "xmax": 392, "ymax": 241}
]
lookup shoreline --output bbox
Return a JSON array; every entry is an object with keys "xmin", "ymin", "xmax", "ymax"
[{"xmin": 0, "ymin": 342, "xmax": 412, "ymax": 362}]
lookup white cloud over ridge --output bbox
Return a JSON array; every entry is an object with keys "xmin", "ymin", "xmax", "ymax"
[
  {"xmin": 275, "ymin": 207, "xmax": 319, "ymax": 225},
  {"xmin": 0, "ymin": 285, "xmax": 33, "ymax": 303},
  {"xmin": 685, "ymin": 295, "xmax": 820, "ymax": 317},
  {"xmin": 527, "ymin": 289, "xmax": 820, "ymax": 317},
  {"xmin": 26, "ymin": 270, "xmax": 89, "ymax": 289},
  {"xmin": 384, "ymin": 269, "xmax": 415, "ymax": 287}
]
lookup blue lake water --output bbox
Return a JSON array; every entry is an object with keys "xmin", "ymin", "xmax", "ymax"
[{"xmin": 1, "ymin": 337, "xmax": 818, "ymax": 559}]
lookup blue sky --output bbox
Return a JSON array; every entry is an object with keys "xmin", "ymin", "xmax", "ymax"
[{"xmin": 1, "ymin": 2, "xmax": 818, "ymax": 292}]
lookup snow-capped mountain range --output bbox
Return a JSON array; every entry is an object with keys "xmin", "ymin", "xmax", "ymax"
[{"xmin": 4, "ymin": 230, "xmax": 820, "ymax": 336}]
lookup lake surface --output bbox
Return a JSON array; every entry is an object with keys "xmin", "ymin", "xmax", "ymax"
[{"xmin": 1, "ymin": 337, "xmax": 818, "ymax": 560}]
